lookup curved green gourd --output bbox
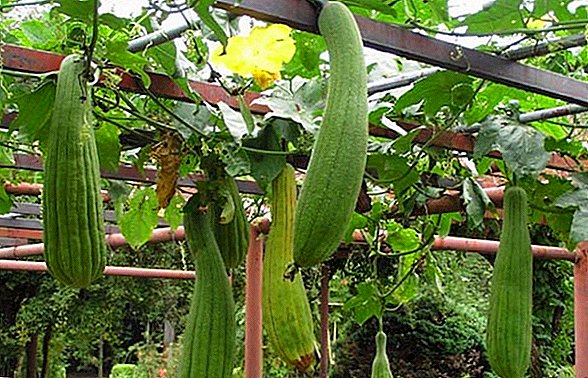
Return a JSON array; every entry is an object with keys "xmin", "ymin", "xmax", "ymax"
[
  {"xmin": 293, "ymin": 1, "xmax": 368, "ymax": 267},
  {"xmin": 263, "ymin": 164, "xmax": 316, "ymax": 371},
  {"xmin": 43, "ymin": 54, "xmax": 106, "ymax": 288}
]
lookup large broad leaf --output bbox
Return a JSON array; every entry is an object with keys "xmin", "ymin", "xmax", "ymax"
[
  {"xmin": 367, "ymin": 153, "xmax": 420, "ymax": 195},
  {"xmin": 118, "ymin": 187, "xmax": 160, "ymax": 249},
  {"xmin": 253, "ymin": 78, "xmax": 324, "ymax": 133},
  {"xmin": 386, "ymin": 220, "xmax": 420, "ymax": 252},
  {"xmin": 343, "ymin": 281, "xmax": 383, "ymax": 325},
  {"xmin": 54, "ymin": 0, "xmax": 94, "ymax": 24},
  {"xmin": 462, "ymin": 0, "xmax": 524, "ymax": 33},
  {"xmin": 11, "ymin": 81, "xmax": 56, "ymax": 144},
  {"xmin": 95, "ymin": 123, "xmax": 121, "ymax": 172},
  {"xmin": 395, "ymin": 71, "xmax": 473, "ymax": 117},
  {"xmin": 242, "ymin": 123, "xmax": 286, "ymax": 191},
  {"xmin": 283, "ymin": 31, "xmax": 326, "ymax": 79},
  {"xmin": 473, "ymin": 116, "xmax": 551, "ymax": 178}
]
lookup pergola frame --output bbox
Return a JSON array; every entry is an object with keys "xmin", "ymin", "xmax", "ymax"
[{"xmin": 1, "ymin": 0, "xmax": 588, "ymax": 376}]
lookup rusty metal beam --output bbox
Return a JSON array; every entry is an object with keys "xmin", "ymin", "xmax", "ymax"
[
  {"xmin": 0, "ymin": 153, "xmax": 263, "ymax": 194},
  {"xmin": 213, "ymin": 0, "xmax": 588, "ymax": 107}
]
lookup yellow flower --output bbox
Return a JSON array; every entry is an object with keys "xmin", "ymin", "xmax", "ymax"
[{"xmin": 211, "ymin": 24, "xmax": 296, "ymax": 88}]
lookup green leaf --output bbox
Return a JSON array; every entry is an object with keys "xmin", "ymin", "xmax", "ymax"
[
  {"xmin": 555, "ymin": 188, "xmax": 588, "ymax": 209},
  {"xmin": 193, "ymin": 0, "xmax": 228, "ymax": 47},
  {"xmin": 532, "ymin": 122, "xmax": 567, "ymax": 141},
  {"xmin": 343, "ymin": 281, "xmax": 382, "ymax": 325},
  {"xmin": 237, "ymin": 95, "xmax": 255, "ymax": 135},
  {"xmin": 569, "ymin": 209, "xmax": 588, "ymax": 244},
  {"xmin": 497, "ymin": 123, "xmax": 551, "ymax": 177},
  {"xmin": 0, "ymin": 184, "xmax": 13, "ymax": 215},
  {"xmin": 19, "ymin": 19, "xmax": 59, "ymax": 49},
  {"xmin": 253, "ymin": 78, "xmax": 324, "ymax": 133},
  {"xmin": 54, "ymin": 0, "xmax": 94, "ymax": 24},
  {"xmin": 164, "ymin": 195, "xmax": 186, "ymax": 231},
  {"xmin": 464, "ymin": 84, "xmax": 508, "ymax": 124},
  {"xmin": 436, "ymin": 212, "xmax": 463, "ymax": 237},
  {"xmin": 367, "ymin": 154, "xmax": 419, "ymax": 195},
  {"xmin": 462, "ymin": 0, "xmax": 524, "ymax": 33},
  {"xmin": 242, "ymin": 124, "xmax": 286, "ymax": 191},
  {"xmin": 118, "ymin": 187, "xmax": 160, "ymax": 249},
  {"xmin": 386, "ymin": 220, "xmax": 420, "ymax": 252},
  {"xmin": 146, "ymin": 41, "xmax": 178, "ymax": 77},
  {"xmin": 474, "ymin": 116, "xmax": 551, "ymax": 177},
  {"xmin": 95, "ymin": 123, "xmax": 121, "ymax": 172},
  {"xmin": 218, "ymin": 102, "xmax": 249, "ymax": 142},
  {"xmin": 463, "ymin": 178, "xmax": 495, "ymax": 229},
  {"xmin": 173, "ymin": 102, "xmax": 213, "ymax": 139},
  {"xmin": 105, "ymin": 33, "xmax": 151, "ymax": 88},
  {"xmin": 11, "ymin": 81, "xmax": 56, "ymax": 144},
  {"xmin": 283, "ymin": 31, "xmax": 326, "ymax": 79},
  {"xmin": 395, "ymin": 71, "xmax": 473, "ymax": 117},
  {"xmin": 99, "ymin": 13, "xmax": 129, "ymax": 30},
  {"xmin": 343, "ymin": 212, "xmax": 369, "ymax": 244}
]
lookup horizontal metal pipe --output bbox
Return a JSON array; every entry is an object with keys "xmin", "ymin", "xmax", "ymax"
[
  {"xmin": 0, "ymin": 227, "xmax": 186, "ymax": 258},
  {"xmin": 0, "ymin": 259, "xmax": 195, "ymax": 279},
  {"xmin": 519, "ymin": 104, "xmax": 588, "ymax": 123},
  {"xmin": 431, "ymin": 235, "xmax": 576, "ymax": 262},
  {"xmin": 0, "ymin": 220, "xmax": 575, "ymax": 261},
  {"xmin": 128, "ymin": 20, "xmax": 193, "ymax": 53}
]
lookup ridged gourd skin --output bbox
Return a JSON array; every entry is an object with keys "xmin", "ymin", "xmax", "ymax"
[
  {"xmin": 43, "ymin": 54, "xmax": 106, "ymax": 288},
  {"xmin": 179, "ymin": 196, "xmax": 236, "ymax": 378},
  {"xmin": 263, "ymin": 164, "xmax": 316, "ymax": 371},
  {"xmin": 371, "ymin": 331, "xmax": 394, "ymax": 378},
  {"xmin": 210, "ymin": 177, "xmax": 249, "ymax": 269},
  {"xmin": 293, "ymin": 1, "xmax": 368, "ymax": 267},
  {"xmin": 486, "ymin": 186, "xmax": 533, "ymax": 378}
]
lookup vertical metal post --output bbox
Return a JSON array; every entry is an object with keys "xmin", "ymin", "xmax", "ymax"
[
  {"xmin": 320, "ymin": 264, "xmax": 330, "ymax": 378},
  {"xmin": 244, "ymin": 223, "xmax": 265, "ymax": 378},
  {"xmin": 575, "ymin": 242, "xmax": 588, "ymax": 378}
]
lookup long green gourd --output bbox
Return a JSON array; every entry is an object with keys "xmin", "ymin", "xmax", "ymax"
[
  {"xmin": 486, "ymin": 186, "xmax": 533, "ymax": 378},
  {"xmin": 180, "ymin": 196, "xmax": 236, "ymax": 378},
  {"xmin": 263, "ymin": 164, "xmax": 316, "ymax": 371},
  {"xmin": 371, "ymin": 331, "xmax": 394, "ymax": 378},
  {"xmin": 210, "ymin": 177, "xmax": 249, "ymax": 269},
  {"xmin": 293, "ymin": 1, "xmax": 368, "ymax": 267},
  {"xmin": 43, "ymin": 54, "xmax": 106, "ymax": 288}
]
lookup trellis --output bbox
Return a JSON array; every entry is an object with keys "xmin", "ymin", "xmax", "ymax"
[{"xmin": 1, "ymin": 0, "xmax": 588, "ymax": 376}]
